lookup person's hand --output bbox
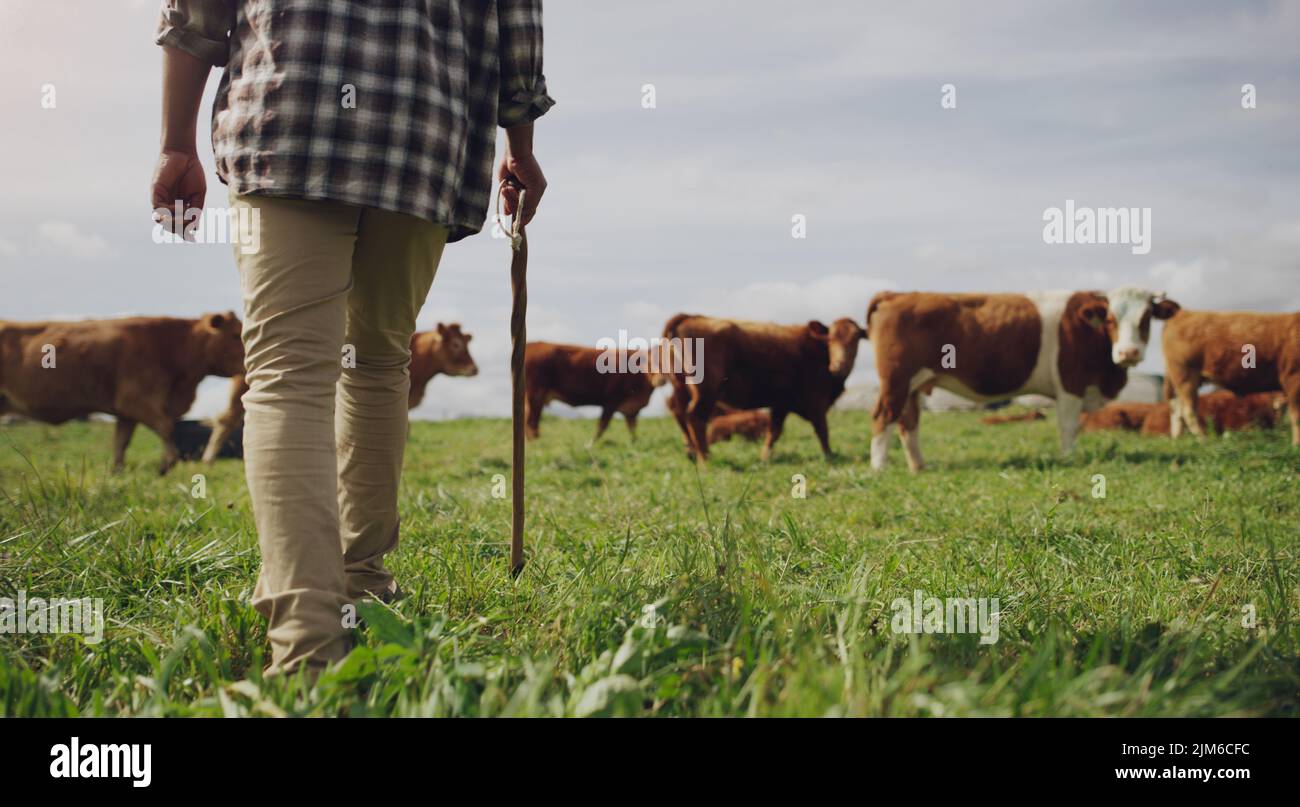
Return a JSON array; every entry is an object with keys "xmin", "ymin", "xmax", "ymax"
[
  {"xmin": 498, "ymin": 124, "xmax": 546, "ymax": 225},
  {"xmin": 150, "ymin": 148, "xmax": 207, "ymax": 239}
]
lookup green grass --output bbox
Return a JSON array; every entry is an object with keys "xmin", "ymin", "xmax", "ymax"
[{"xmin": 1, "ymin": 409, "xmax": 1297, "ymax": 716}]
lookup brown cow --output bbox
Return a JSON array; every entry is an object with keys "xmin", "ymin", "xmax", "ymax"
[
  {"xmin": 409, "ymin": 322, "xmax": 479, "ymax": 409},
  {"xmin": 524, "ymin": 342, "xmax": 657, "ymax": 442},
  {"xmin": 1162, "ymin": 309, "xmax": 1300, "ymax": 445},
  {"xmin": 0, "ymin": 313, "xmax": 244, "ymax": 473},
  {"xmin": 1140, "ymin": 390, "xmax": 1287, "ymax": 437},
  {"xmin": 866, "ymin": 286, "xmax": 1178, "ymax": 471},
  {"xmin": 661, "ymin": 314, "xmax": 865, "ymax": 461}
]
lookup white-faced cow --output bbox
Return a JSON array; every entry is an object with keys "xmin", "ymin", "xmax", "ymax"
[{"xmin": 866, "ymin": 286, "xmax": 1178, "ymax": 471}]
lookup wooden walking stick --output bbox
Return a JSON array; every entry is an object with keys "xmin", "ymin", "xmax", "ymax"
[{"xmin": 502, "ymin": 182, "xmax": 528, "ymax": 577}]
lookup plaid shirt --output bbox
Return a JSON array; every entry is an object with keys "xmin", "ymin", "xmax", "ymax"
[{"xmin": 156, "ymin": 0, "xmax": 554, "ymax": 242}]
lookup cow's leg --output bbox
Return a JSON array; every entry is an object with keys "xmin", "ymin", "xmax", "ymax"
[
  {"xmin": 897, "ymin": 392, "xmax": 925, "ymax": 473},
  {"xmin": 1283, "ymin": 375, "xmax": 1300, "ymax": 447},
  {"xmin": 112, "ymin": 417, "xmax": 137, "ymax": 472},
  {"xmin": 135, "ymin": 412, "xmax": 180, "ymax": 475},
  {"xmin": 201, "ymin": 418, "xmax": 236, "ymax": 464},
  {"xmin": 808, "ymin": 409, "xmax": 832, "ymax": 460},
  {"xmin": 685, "ymin": 392, "xmax": 713, "ymax": 463},
  {"xmin": 762, "ymin": 408, "xmax": 788, "ymax": 461},
  {"xmin": 591, "ymin": 407, "xmax": 614, "ymax": 445},
  {"xmin": 667, "ymin": 386, "xmax": 694, "ymax": 457},
  {"xmin": 1056, "ymin": 392, "xmax": 1084, "ymax": 455},
  {"xmin": 1172, "ymin": 380, "xmax": 1205, "ymax": 439},
  {"xmin": 524, "ymin": 392, "xmax": 544, "ymax": 439},
  {"xmin": 871, "ymin": 373, "xmax": 910, "ymax": 470},
  {"xmin": 623, "ymin": 411, "xmax": 638, "ymax": 441}
]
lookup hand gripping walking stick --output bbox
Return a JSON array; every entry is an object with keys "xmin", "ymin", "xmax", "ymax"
[{"xmin": 499, "ymin": 182, "xmax": 528, "ymax": 577}]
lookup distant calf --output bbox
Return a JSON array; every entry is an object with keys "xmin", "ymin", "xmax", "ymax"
[
  {"xmin": 0, "ymin": 313, "xmax": 245, "ymax": 473},
  {"xmin": 409, "ymin": 323, "xmax": 479, "ymax": 409},
  {"xmin": 980, "ymin": 410, "xmax": 1046, "ymax": 425},
  {"xmin": 1162, "ymin": 309, "xmax": 1300, "ymax": 445},
  {"xmin": 662, "ymin": 314, "xmax": 864, "ymax": 461},
  {"xmin": 866, "ymin": 287, "xmax": 1178, "ymax": 471},
  {"xmin": 1080, "ymin": 402, "xmax": 1157, "ymax": 433},
  {"xmin": 708, "ymin": 407, "xmax": 771, "ymax": 445},
  {"xmin": 1139, "ymin": 391, "xmax": 1287, "ymax": 437},
  {"xmin": 524, "ymin": 342, "xmax": 658, "ymax": 442}
]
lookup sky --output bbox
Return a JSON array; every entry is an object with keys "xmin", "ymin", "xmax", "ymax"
[{"xmin": 1, "ymin": 0, "xmax": 1297, "ymax": 419}]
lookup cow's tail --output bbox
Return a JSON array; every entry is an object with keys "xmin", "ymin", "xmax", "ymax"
[
  {"xmin": 865, "ymin": 292, "xmax": 898, "ymax": 339},
  {"xmin": 658, "ymin": 313, "xmax": 699, "ymax": 387}
]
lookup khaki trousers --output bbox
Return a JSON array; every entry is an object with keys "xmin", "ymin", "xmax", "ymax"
[{"xmin": 231, "ymin": 192, "xmax": 448, "ymax": 672}]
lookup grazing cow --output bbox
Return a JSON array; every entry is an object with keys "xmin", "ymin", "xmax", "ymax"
[
  {"xmin": 524, "ymin": 342, "xmax": 658, "ymax": 442},
  {"xmin": 0, "ymin": 313, "xmax": 245, "ymax": 473},
  {"xmin": 409, "ymin": 323, "xmax": 479, "ymax": 409},
  {"xmin": 1080, "ymin": 402, "xmax": 1157, "ymax": 433},
  {"xmin": 866, "ymin": 286, "xmax": 1179, "ymax": 471},
  {"xmin": 1140, "ymin": 390, "xmax": 1287, "ymax": 437},
  {"xmin": 1161, "ymin": 309, "xmax": 1300, "ymax": 445},
  {"xmin": 661, "ymin": 314, "xmax": 865, "ymax": 461}
]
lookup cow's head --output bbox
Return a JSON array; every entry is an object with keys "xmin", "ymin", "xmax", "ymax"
[
  {"xmin": 810, "ymin": 318, "xmax": 866, "ymax": 378},
  {"xmin": 195, "ymin": 311, "xmax": 245, "ymax": 376},
  {"xmin": 1098, "ymin": 286, "xmax": 1180, "ymax": 367},
  {"xmin": 435, "ymin": 323, "xmax": 478, "ymax": 376}
]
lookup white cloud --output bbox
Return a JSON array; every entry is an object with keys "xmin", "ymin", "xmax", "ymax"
[{"xmin": 35, "ymin": 221, "xmax": 110, "ymax": 260}]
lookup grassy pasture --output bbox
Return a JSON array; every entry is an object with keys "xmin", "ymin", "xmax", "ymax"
[{"xmin": 1, "ymin": 409, "xmax": 1297, "ymax": 716}]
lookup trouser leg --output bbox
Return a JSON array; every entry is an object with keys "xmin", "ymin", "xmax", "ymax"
[{"xmin": 337, "ymin": 207, "xmax": 448, "ymax": 600}]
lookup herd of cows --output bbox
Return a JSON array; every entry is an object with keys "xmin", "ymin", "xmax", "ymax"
[{"xmin": 0, "ymin": 283, "xmax": 1297, "ymax": 475}]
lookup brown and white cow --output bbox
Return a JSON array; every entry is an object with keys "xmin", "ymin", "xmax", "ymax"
[
  {"xmin": 524, "ymin": 341, "xmax": 658, "ymax": 443},
  {"xmin": 661, "ymin": 314, "xmax": 865, "ymax": 461},
  {"xmin": 409, "ymin": 322, "xmax": 479, "ymax": 409},
  {"xmin": 866, "ymin": 286, "xmax": 1178, "ymax": 471},
  {"xmin": 1161, "ymin": 309, "xmax": 1300, "ymax": 445},
  {"xmin": 0, "ymin": 313, "xmax": 245, "ymax": 473}
]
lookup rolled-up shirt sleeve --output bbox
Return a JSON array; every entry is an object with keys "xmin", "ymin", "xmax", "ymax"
[
  {"xmin": 497, "ymin": 0, "xmax": 556, "ymax": 127},
  {"xmin": 155, "ymin": 0, "xmax": 235, "ymax": 67}
]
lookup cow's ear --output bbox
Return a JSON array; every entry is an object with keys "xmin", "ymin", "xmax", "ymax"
[
  {"xmin": 1152, "ymin": 296, "xmax": 1180, "ymax": 320},
  {"xmin": 807, "ymin": 320, "xmax": 829, "ymax": 341},
  {"xmin": 204, "ymin": 313, "xmax": 226, "ymax": 332},
  {"xmin": 436, "ymin": 323, "xmax": 448, "ymax": 336},
  {"xmin": 1078, "ymin": 299, "xmax": 1108, "ymax": 332},
  {"xmin": 463, "ymin": 333, "xmax": 472, "ymax": 342}
]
